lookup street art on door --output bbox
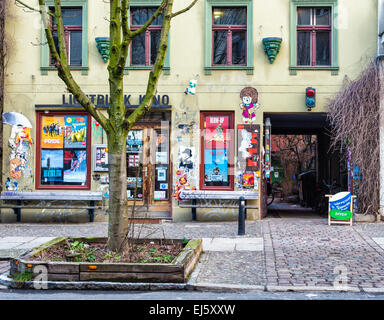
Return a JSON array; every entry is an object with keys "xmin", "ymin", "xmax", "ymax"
[{"xmin": 2, "ymin": 112, "xmax": 33, "ymax": 182}]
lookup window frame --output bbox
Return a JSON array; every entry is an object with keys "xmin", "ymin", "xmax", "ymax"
[
  {"xmin": 41, "ymin": 0, "xmax": 88, "ymax": 75},
  {"xmin": 211, "ymin": 7, "xmax": 247, "ymax": 67},
  {"xmin": 200, "ymin": 111, "xmax": 235, "ymax": 191},
  {"xmin": 35, "ymin": 110, "xmax": 92, "ymax": 190},
  {"xmin": 49, "ymin": 7, "xmax": 83, "ymax": 67},
  {"xmin": 130, "ymin": 7, "xmax": 163, "ymax": 67},
  {"xmin": 125, "ymin": 0, "xmax": 170, "ymax": 75},
  {"xmin": 204, "ymin": 0, "xmax": 253, "ymax": 75},
  {"xmin": 289, "ymin": 0, "xmax": 338, "ymax": 75}
]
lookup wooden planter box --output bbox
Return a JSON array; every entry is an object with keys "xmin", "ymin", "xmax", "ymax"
[{"xmin": 10, "ymin": 237, "xmax": 202, "ymax": 283}]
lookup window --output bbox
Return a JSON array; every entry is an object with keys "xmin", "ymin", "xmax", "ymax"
[
  {"xmin": 204, "ymin": 0, "xmax": 253, "ymax": 75},
  {"xmin": 50, "ymin": 7, "xmax": 83, "ymax": 66},
  {"xmin": 41, "ymin": 0, "xmax": 88, "ymax": 75},
  {"xmin": 36, "ymin": 111, "xmax": 91, "ymax": 189},
  {"xmin": 289, "ymin": 0, "xmax": 338, "ymax": 75},
  {"xmin": 212, "ymin": 7, "xmax": 246, "ymax": 66},
  {"xmin": 200, "ymin": 112, "xmax": 234, "ymax": 190},
  {"xmin": 130, "ymin": 7, "xmax": 163, "ymax": 66},
  {"xmin": 297, "ymin": 7, "xmax": 331, "ymax": 66}
]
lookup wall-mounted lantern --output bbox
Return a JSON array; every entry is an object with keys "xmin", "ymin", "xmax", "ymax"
[
  {"xmin": 95, "ymin": 37, "xmax": 110, "ymax": 63},
  {"xmin": 262, "ymin": 37, "xmax": 282, "ymax": 64}
]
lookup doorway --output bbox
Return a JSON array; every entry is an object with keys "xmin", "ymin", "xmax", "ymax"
[
  {"xmin": 126, "ymin": 122, "xmax": 171, "ymax": 218},
  {"xmin": 262, "ymin": 113, "xmax": 347, "ymax": 218}
]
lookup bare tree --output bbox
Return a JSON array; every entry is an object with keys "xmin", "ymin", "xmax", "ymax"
[{"xmin": 15, "ymin": 0, "xmax": 198, "ymax": 251}]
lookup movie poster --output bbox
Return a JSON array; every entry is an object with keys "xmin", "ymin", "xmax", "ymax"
[
  {"xmin": 63, "ymin": 149, "xmax": 87, "ymax": 184},
  {"xmin": 127, "ymin": 130, "xmax": 143, "ymax": 152},
  {"xmin": 204, "ymin": 149, "xmax": 228, "ymax": 183},
  {"xmin": 41, "ymin": 116, "xmax": 64, "ymax": 149},
  {"xmin": 205, "ymin": 116, "xmax": 230, "ymax": 149},
  {"xmin": 64, "ymin": 116, "xmax": 87, "ymax": 148},
  {"xmin": 41, "ymin": 149, "xmax": 64, "ymax": 183}
]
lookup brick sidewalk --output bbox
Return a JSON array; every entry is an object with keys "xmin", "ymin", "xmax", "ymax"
[{"xmin": 1, "ymin": 219, "xmax": 384, "ymax": 291}]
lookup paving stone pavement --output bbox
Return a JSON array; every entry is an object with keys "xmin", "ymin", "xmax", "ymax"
[{"xmin": 1, "ymin": 218, "xmax": 384, "ymax": 291}]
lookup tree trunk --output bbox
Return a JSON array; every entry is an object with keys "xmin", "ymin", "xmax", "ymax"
[{"xmin": 107, "ymin": 132, "xmax": 129, "ymax": 251}]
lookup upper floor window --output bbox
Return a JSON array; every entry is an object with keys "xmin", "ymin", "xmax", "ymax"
[
  {"xmin": 50, "ymin": 7, "xmax": 83, "ymax": 66},
  {"xmin": 289, "ymin": 0, "xmax": 338, "ymax": 75},
  {"xmin": 212, "ymin": 7, "xmax": 247, "ymax": 66},
  {"xmin": 130, "ymin": 7, "xmax": 163, "ymax": 66},
  {"xmin": 297, "ymin": 7, "xmax": 331, "ymax": 66}
]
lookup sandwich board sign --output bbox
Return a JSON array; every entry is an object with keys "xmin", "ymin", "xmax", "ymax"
[{"xmin": 329, "ymin": 192, "xmax": 353, "ymax": 220}]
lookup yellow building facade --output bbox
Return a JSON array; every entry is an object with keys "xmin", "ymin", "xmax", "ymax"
[{"xmin": 2, "ymin": 0, "xmax": 378, "ymax": 222}]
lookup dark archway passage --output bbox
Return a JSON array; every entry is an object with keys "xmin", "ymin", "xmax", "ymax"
[{"xmin": 263, "ymin": 113, "xmax": 347, "ymax": 218}]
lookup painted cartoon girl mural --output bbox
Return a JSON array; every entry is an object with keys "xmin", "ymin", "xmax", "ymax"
[{"xmin": 240, "ymin": 87, "xmax": 259, "ymax": 124}]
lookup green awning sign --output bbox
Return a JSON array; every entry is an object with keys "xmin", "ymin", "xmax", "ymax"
[{"xmin": 329, "ymin": 209, "xmax": 353, "ymax": 220}]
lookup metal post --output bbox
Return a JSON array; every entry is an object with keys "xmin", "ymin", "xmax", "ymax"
[
  {"xmin": 89, "ymin": 201, "xmax": 95, "ymax": 222},
  {"xmin": 238, "ymin": 196, "xmax": 245, "ymax": 235},
  {"xmin": 16, "ymin": 200, "xmax": 21, "ymax": 222},
  {"xmin": 192, "ymin": 199, "xmax": 197, "ymax": 221}
]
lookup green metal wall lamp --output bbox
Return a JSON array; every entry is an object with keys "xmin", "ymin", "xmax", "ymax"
[
  {"xmin": 262, "ymin": 37, "xmax": 282, "ymax": 64},
  {"xmin": 95, "ymin": 37, "xmax": 110, "ymax": 63}
]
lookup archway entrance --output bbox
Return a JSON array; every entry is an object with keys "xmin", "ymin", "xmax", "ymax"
[{"xmin": 262, "ymin": 113, "xmax": 347, "ymax": 218}]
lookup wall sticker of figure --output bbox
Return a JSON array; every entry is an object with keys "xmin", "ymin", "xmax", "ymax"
[{"xmin": 240, "ymin": 87, "xmax": 259, "ymax": 124}]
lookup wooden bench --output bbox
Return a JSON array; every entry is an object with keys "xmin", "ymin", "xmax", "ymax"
[
  {"xmin": 178, "ymin": 190, "xmax": 259, "ymax": 235},
  {"xmin": 0, "ymin": 191, "xmax": 103, "ymax": 222}
]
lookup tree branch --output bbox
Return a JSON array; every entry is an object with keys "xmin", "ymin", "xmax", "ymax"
[
  {"xmin": 171, "ymin": 0, "xmax": 198, "ymax": 18},
  {"xmin": 37, "ymin": 0, "xmax": 111, "ymax": 132},
  {"xmin": 130, "ymin": 0, "xmax": 167, "ymax": 38}
]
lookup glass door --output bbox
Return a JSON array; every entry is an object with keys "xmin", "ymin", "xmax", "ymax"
[{"xmin": 126, "ymin": 124, "xmax": 170, "ymax": 216}]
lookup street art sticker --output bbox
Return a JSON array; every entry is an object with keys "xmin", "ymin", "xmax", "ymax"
[
  {"xmin": 2, "ymin": 112, "xmax": 33, "ymax": 180},
  {"xmin": 173, "ymin": 170, "xmax": 196, "ymax": 201},
  {"xmin": 240, "ymin": 87, "xmax": 259, "ymax": 124},
  {"xmin": 177, "ymin": 146, "xmax": 194, "ymax": 172},
  {"xmin": 237, "ymin": 124, "xmax": 260, "ymax": 172},
  {"xmin": 41, "ymin": 116, "xmax": 64, "ymax": 148}
]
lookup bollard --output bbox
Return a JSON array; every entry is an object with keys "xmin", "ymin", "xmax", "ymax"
[
  {"xmin": 192, "ymin": 199, "xmax": 197, "ymax": 221},
  {"xmin": 238, "ymin": 196, "xmax": 245, "ymax": 235}
]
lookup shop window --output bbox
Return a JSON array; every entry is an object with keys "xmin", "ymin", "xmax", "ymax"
[
  {"xmin": 40, "ymin": 0, "xmax": 88, "ymax": 75},
  {"xmin": 50, "ymin": 7, "xmax": 83, "ymax": 66},
  {"xmin": 36, "ymin": 111, "xmax": 91, "ymax": 189},
  {"xmin": 204, "ymin": 0, "xmax": 253, "ymax": 75},
  {"xmin": 289, "ymin": 0, "xmax": 338, "ymax": 75},
  {"xmin": 200, "ymin": 112, "xmax": 234, "ymax": 190}
]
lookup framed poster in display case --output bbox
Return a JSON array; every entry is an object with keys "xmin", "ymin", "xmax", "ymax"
[{"xmin": 94, "ymin": 144, "xmax": 109, "ymax": 172}]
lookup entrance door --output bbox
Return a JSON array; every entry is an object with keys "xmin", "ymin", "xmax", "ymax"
[{"xmin": 126, "ymin": 124, "xmax": 170, "ymax": 217}]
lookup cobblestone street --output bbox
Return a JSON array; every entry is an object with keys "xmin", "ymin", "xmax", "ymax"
[{"xmin": 1, "ymin": 217, "xmax": 384, "ymax": 292}]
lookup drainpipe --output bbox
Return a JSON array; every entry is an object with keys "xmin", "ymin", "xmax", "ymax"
[{"xmin": 378, "ymin": 0, "xmax": 384, "ymax": 219}]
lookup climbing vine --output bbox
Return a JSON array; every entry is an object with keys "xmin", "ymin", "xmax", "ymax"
[{"xmin": 327, "ymin": 60, "xmax": 380, "ymax": 216}]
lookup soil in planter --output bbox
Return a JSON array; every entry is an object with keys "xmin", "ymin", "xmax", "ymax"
[{"xmin": 32, "ymin": 239, "xmax": 184, "ymax": 264}]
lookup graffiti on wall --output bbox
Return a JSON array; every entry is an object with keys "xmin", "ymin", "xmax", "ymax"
[
  {"xmin": 2, "ymin": 112, "xmax": 33, "ymax": 182},
  {"xmin": 239, "ymin": 87, "xmax": 259, "ymax": 124}
]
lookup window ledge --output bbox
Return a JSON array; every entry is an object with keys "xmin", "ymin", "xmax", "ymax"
[
  {"xmin": 41, "ymin": 66, "xmax": 89, "ymax": 76},
  {"xmin": 204, "ymin": 66, "xmax": 253, "ymax": 75},
  {"xmin": 289, "ymin": 66, "xmax": 339, "ymax": 75},
  {"xmin": 124, "ymin": 66, "xmax": 170, "ymax": 75}
]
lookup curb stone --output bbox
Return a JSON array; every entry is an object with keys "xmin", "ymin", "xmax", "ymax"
[{"xmin": 266, "ymin": 285, "xmax": 361, "ymax": 293}]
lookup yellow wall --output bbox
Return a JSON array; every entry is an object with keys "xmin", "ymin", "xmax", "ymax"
[{"xmin": 3, "ymin": 0, "xmax": 378, "ymax": 222}]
